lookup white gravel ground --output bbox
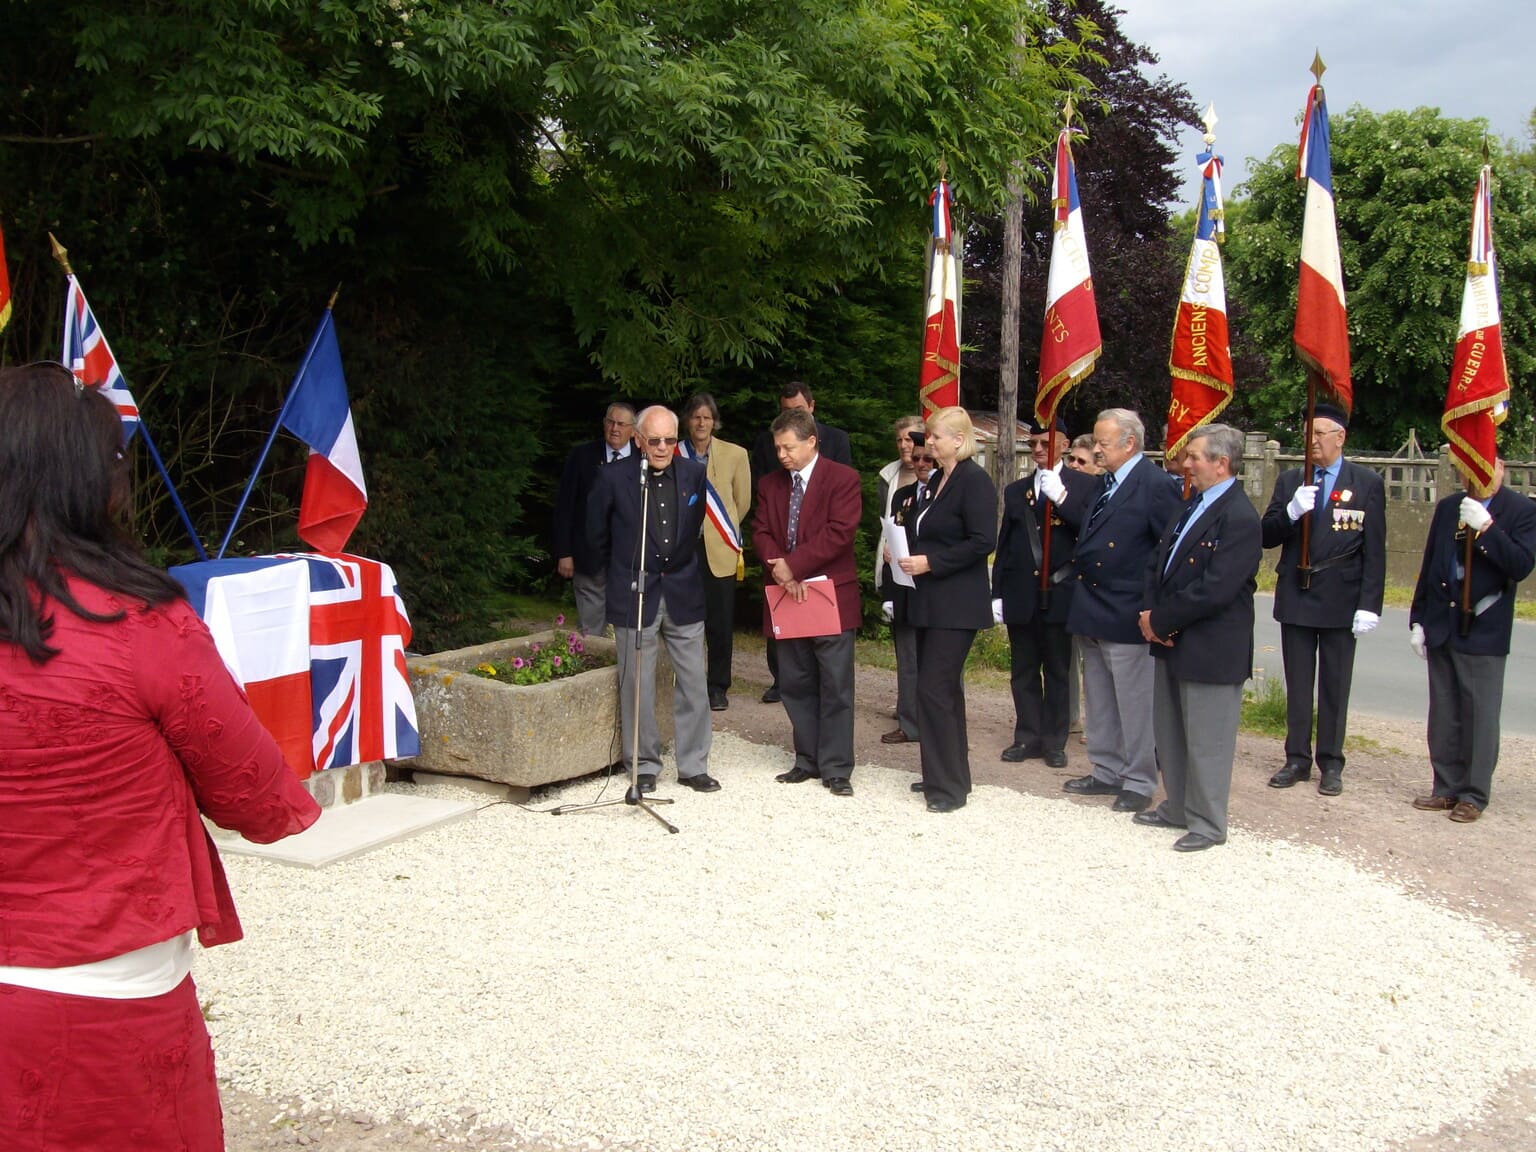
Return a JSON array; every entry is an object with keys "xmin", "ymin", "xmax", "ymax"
[{"xmin": 197, "ymin": 732, "xmax": 1536, "ymax": 1152}]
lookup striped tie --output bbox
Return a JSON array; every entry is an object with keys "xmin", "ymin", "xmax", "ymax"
[{"xmin": 1087, "ymin": 472, "xmax": 1116, "ymax": 529}]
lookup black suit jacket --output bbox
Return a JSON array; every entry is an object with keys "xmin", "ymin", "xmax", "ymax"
[
  {"xmin": 587, "ymin": 455, "xmax": 709, "ymax": 629},
  {"xmin": 992, "ymin": 466, "xmax": 1095, "ymax": 625},
  {"xmin": 905, "ymin": 457, "xmax": 997, "ymax": 631},
  {"xmin": 879, "ymin": 475, "xmax": 936, "ymax": 616},
  {"xmin": 1262, "ymin": 460, "xmax": 1386, "ymax": 628},
  {"xmin": 751, "ymin": 420, "xmax": 852, "ymax": 482},
  {"xmin": 1410, "ymin": 486, "xmax": 1536, "ymax": 655},
  {"xmin": 1067, "ymin": 456, "xmax": 1185, "ymax": 644},
  {"xmin": 1144, "ymin": 482, "xmax": 1263, "ymax": 684},
  {"xmin": 553, "ymin": 440, "xmax": 621, "ymax": 576}
]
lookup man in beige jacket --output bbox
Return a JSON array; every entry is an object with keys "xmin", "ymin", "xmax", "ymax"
[{"xmin": 681, "ymin": 393, "xmax": 752, "ymax": 710}]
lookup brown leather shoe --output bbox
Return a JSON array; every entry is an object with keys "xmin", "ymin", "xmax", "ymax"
[
  {"xmin": 1449, "ymin": 801, "xmax": 1482, "ymax": 823},
  {"xmin": 1412, "ymin": 794, "xmax": 1455, "ymax": 811},
  {"xmin": 881, "ymin": 729, "xmax": 914, "ymax": 744}
]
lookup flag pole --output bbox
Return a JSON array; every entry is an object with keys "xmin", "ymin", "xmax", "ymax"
[
  {"xmin": 1295, "ymin": 51, "xmax": 1328, "ymax": 593},
  {"xmin": 215, "ymin": 287, "xmax": 341, "ymax": 559},
  {"xmin": 1038, "ymin": 97, "xmax": 1074, "ymax": 606},
  {"xmin": 50, "ymin": 234, "xmax": 209, "ymax": 562}
]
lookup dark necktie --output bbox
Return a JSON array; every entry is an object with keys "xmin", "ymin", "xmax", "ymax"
[
  {"xmin": 1313, "ymin": 466, "xmax": 1329, "ymax": 526},
  {"xmin": 787, "ymin": 472, "xmax": 805, "ymax": 552},
  {"xmin": 1087, "ymin": 472, "xmax": 1116, "ymax": 529},
  {"xmin": 1164, "ymin": 498, "xmax": 1199, "ymax": 572},
  {"xmin": 609, "ymin": 449, "xmax": 619, "ymax": 463}
]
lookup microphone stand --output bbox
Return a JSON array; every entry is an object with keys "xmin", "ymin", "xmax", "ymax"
[{"xmin": 551, "ymin": 454, "xmax": 679, "ymax": 833}]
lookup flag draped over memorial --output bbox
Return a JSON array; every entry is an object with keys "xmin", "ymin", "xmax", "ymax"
[
  {"xmin": 280, "ymin": 308, "xmax": 368, "ymax": 554},
  {"xmin": 919, "ymin": 179, "xmax": 961, "ymax": 417},
  {"xmin": 1441, "ymin": 164, "xmax": 1509, "ymax": 497},
  {"xmin": 1036, "ymin": 128, "xmax": 1101, "ymax": 425},
  {"xmin": 1166, "ymin": 140, "xmax": 1233, "ymax": 455},
  {"xmin": 1294, "ymin": 80, "xmax": 1352, "ymax": 415},
  {"xmin": 172, "ymin": 554, "xmax": 421, "ymax": 778},
  {"xmin": 62, "ymin": 275, "xmax": 141, "ymax": 439}
]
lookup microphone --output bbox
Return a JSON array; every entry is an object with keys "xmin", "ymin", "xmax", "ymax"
[{"xmin": 640, "ymin": 455, "xmax": 649, "ymax": 484}]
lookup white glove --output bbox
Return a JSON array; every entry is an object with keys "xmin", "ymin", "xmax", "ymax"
[
  {"xmin": 991, "ymin": 598, "xmax": 1004, "ymax": 625},
  {"xmin": 1352, "ymin": 610, "xmax": 1379, "ymax": 636},
  {"xmin": 1286, "ymin": 484, "xmax": 1318, "ymax": 521},
  {"xmin": 1459, "ymin": 497, "xmax": 1493, "ymax": 534},
  {"xmin": 1409, "ymin": 622, "xmax": 1427, "ymax": 660},
  {"xmin": 881, "ymin": 601, "xmax": 894, "ymax": 623},
  {"xmin": 1037, "ymin": 468, "xmax": 1066, "ymax": 504}
]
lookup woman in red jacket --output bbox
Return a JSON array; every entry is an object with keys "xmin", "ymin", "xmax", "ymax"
[{"xmin": 0, "ymin": 362, "xmax": 321, "ymax": 1150}]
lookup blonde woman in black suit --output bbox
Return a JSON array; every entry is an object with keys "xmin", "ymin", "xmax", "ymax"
[{"xmin": 897, "ymin": 406, "xmax": 998, "ymax": 812}]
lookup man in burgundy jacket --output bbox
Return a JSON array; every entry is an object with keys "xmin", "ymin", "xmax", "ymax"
[{"xmin": 751, "ymin": 407, "xmax": 863, "ymax": 795}]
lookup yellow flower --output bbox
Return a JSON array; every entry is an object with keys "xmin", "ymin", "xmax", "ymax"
[{"xmin": 474, "ymin": 662, "xmax": 499, "ymax": 677}]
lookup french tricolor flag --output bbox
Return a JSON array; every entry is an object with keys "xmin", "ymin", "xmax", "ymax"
[
  {"xmin": 280, "ymin": 309, "xmax": 368, "ymax": 554},
  {"xmin": 1166, "ymin": 144, "xmax": 1234, "ymax": 455},
  {"xmin": 1294, "ymin": 81, "xmax": 1352, "ymax": 414},
  {"xmin": 1036, "ymin": 128, "xmax": 1101, "ymax": 425}
]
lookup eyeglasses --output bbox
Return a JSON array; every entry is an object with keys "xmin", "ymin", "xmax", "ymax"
[
  {"xmin": 912, "ymin": 455, "xmax": 935, "ymax": 464},
  {"xmin": 644, "ymin": 436, "xmax": 679, "ymax": 448},
  {"xmin": 604, "ymin": 417, "xmax": 634, "ymax": 429}
]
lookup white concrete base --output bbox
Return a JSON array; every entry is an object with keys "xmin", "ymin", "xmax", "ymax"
[{"xmin": 208, "ymin": 794, "xmax": 476, "ymax": 869}]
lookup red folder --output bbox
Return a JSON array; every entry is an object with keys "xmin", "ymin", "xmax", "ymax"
[{"xmin": 766, "ymin": 579, "xmax": 841, "ymax": 639}]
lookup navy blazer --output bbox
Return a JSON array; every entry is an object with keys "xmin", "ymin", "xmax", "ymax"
[
  {"xmin": 905, "ymin": 457, "xmax": 997, "ymax": 631},
  {"xmin": 1067, "ymin": 456, "xmax": 1185, "ymax": 644},
  {"xmin": 992, "ymin": 466, "xmax": 1095, "ymax": 626},
  {"xmin": 1144, "ymin": 482, "xmax": 1263, "ymax": 684},
  {"xmin": 553, "ymin": 439, "xmax": 617, "ymax": 576},
  {"xmin": 1261, "ymin": 460, "xmax": 1386, "ymax": 628},
  {"xmin": 1409, "ymin": 486, "xmax": 1536, "ymax": 655},
  {"xmin": 587, "ymin": 454, "xmax": 708, "ymax": 629}
]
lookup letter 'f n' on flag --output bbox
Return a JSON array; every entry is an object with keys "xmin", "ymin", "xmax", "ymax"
[{"xmin": 279, "ymin": 309, "xmax": 367, "ymax": 555}]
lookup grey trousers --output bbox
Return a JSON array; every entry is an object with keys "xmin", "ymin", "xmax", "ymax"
[
  {"xmin": 1079, "ymin": 635, "xmax": 1158, "ymax": 797},
  {"xmin": 779, "ymin": 629, "xmax": 856, "ymax": 780},
  {"xmin": 1426, "ymin": 645, "xmax": 1506, "ymax": 810},
  {"xmin": 572, "ymin": 570, "xmax": 608, "ymax": 637},
  {"xmin": 614, "ymin": 598, "xmax": 712, "ymax": 779},
  {"xmin": 892, "ymin": 621, "xmax": 920, "ymax": 739},
  {"xmin": 1152, "ymin": 662, "xmax": 1242, "ymax": 842}
]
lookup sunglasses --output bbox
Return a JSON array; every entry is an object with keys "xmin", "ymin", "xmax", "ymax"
[
  {"xmin": 912, "ymin": 454, "xmax": 935, "ymax": 464},
  {"xmin": 644, "ymin": 436, "xmax": 680, "ymax": 448}
]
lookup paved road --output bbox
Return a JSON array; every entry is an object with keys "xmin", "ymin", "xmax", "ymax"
[{"xmin": 1253, "ymin": 594, "xmax": 1536, "ymax": 737}]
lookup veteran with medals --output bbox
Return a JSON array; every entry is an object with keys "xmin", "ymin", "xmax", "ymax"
[{"xmin": 1260, "ymin": 402, "xmax": 1386, "ymax": 796}]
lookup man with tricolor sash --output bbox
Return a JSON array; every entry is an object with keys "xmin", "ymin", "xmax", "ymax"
[
  {"xmin": 1407, "ymin": 162, "xmax": 1536, "ymax": 824},
  {"xmin": 680, "ymin": 392, "xmax": 751, "ymax": 711}
]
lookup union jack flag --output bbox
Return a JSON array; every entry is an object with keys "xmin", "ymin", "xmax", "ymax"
[
  {"xmin": 62, "ymin": 275, "xmax": 140, "ymax": 439},
  {"xmin": 297, "ymin": 553, "xmax": 420, "ymax": 772}
]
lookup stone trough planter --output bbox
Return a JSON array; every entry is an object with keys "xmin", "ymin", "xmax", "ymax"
[{"xmin": 405, "ymin": 631, "xmax": 673, "ymax": 789}]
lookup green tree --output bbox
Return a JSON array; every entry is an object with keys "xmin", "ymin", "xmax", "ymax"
[
  {"xmin": 0, "ymin": 0, "xmax": 1097, "ymax": 645},
  {"xmin": 1225, "ymin": 105, "xmax": 1536, "ymax": 452}
]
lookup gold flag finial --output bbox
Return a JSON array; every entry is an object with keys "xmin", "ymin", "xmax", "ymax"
[
  {"xmin": 327, "ymin": 284, "xmax": 342, "ymax": 310},
  {"xmin": 48, "ymin": 233, "xmax": 74, "ymax": 276},
  {"xmin": 1310, "ymin": 50, "xmax": 1326, "ymax": 84},
  {"xmin": 1063, "ymin": 94, "xmax": 1074, "ymax": 128},
  {"xmin": 1481, "ymin": 135, "xmax": 1491, "ymax": 166},
  {"xmin": 937, "ymin": 157, "xmax": 948, "ymax": 180},
  {"xmin": 1201, "ymin": 102, "xmax": 1219, "ymax": 147}
]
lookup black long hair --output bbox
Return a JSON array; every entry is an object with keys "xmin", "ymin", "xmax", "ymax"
[{"xmin": 0, "ymin": 362, "xmax": 184, "ymax": 662}]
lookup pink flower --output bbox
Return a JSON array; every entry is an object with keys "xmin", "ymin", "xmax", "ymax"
[
  {"xmin": 531, "ymin": 643, "xmax": 541, "ymax": 654},
  {"xmin": 555, "ymin": 613, "xmax": 565, "ymax": 626},
  {"xmin": 513, "ymin": 657, "xmax": 526, "ymax": 670},
  {"xmin": 553, "ymin": 656, "xmax": 562, "ymax": 667}
]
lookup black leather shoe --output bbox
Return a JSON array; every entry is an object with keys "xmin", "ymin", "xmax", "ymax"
[
  {"xmin": 824, "ymin": 778, "xmax": 853, "ymax": 796},
  {"xmin": 760, "ymin": 685, "xmax": 781, "ymax": 704},
  {"xmin": 909, "ymin": 781, "xmax": 927, "ymax": 793},
  {"xmin": 709, "ymin": 689, "xmax": 728, "ymax": 711},
  {"xmin": 677, "ymin": 773, "xmax": 721, "ymax": 793},
  {"xmin": 1043, "ymin": 750, "xmax": 1068, "ymax": 768},
  {"xmin": 1062, "ymin": 775, "xmax": 1120, "ymax": 796},
  {"xmin": 881, "ymin": 729, "xmax": 915, "ymax": 745},
  {"xmin": 636, "ymin": 774, "xmax": 657, "ymax": 794},
  {"xmin": 1111, "ymin": 789, "xmax": 1152, "ymax": 813},
  {"xmin": 926, "ymin": 797, "xmax": 965, "ymax": 813},
  {"xmin": 1000, "ymin": 743, "xmax": 1042, "ymax": 763},
  {"xmin": 1318, "ymin": 768, "xmax": 1343, "ymax": 796},
  {"xmin": 1173, "ymin": 831, "xmax": 1226, "ymax": 852},
  {"xmin": 775, "ymin": 766, "xmax": 820, "ymax": 783},
  {"xmin": 1132, "ymin": 809, "xmax": 1185, "ymax": 829},
  {"xmin": 1268, "ymin": 763, "xmax": 1312, "ymax": 788}
]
